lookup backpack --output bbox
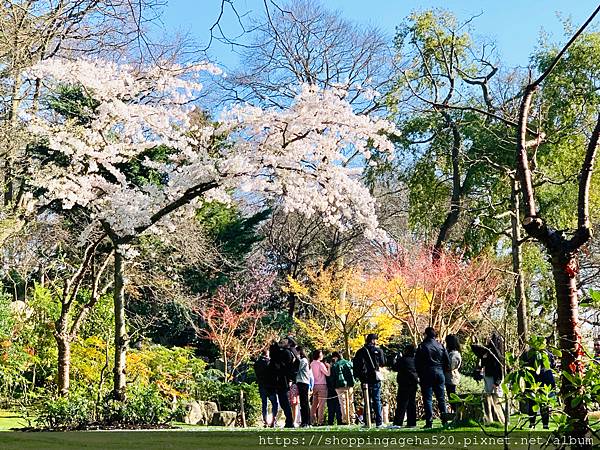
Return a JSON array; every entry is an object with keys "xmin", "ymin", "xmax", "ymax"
[
  {"xmin": 284, "ymin": 347, "xmax": 300, "ymax": 381},
  {"xmin": 352, "ymin": 349, "xmax": 368, "ymax": 382},
  {"xmin": 333, "ymin": 362, "xmax": 347, "ymax": 388},
  {"xmin": 342, "ymin": 361, "xmax": 355, "ymax": 387}
]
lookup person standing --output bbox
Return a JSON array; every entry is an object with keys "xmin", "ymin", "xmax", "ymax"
[
  {"xmin": 310, "ymin": 349, "xmax": 330, "ymax": 426},
  {"xmin": 286, "ymin": 336, "xmax": 301, "ymax": 424},
  {"xmin": 331, "ymin": 351, "xmax": 355, "ymax": 424},
  {"xmin": 392, "ymin": 344, "xmax": 419, "ymax": 427},
  {"xmin": 521, "ymin": 343, "xmax": 556, "ymax": 429},
  {"xmin": 415, "ymin": 327, "xmax": 450, "ymax": 428},
  {"xmin": 471, "ymin": 332, "xmax": 505, "ymax": 424},
  {"xmin": 295, "ymin": 346, "xmax": 311, "ymax": 427},
  {"xmin": 444, "ymin": 335, "xmax": 462, "ymax": 412},
  {"xmin": 326, "ymin": 353, "xmax": 343, "ymax": 425},
  {"xmin": 353, "ymin": 334, "xmax": 386, "ymax": 427},
  {"xmin": 254, "ymin": 349, "xmax": 278, "ymax": 427},
  {"xmin": 268, "ymin": 339, "xmax": 297, "ymax": 428}
]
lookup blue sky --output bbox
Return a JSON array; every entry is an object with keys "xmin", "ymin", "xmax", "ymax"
[{"xmin": 158, "ymin": 1, "xmax": 600, "ymax": 70}]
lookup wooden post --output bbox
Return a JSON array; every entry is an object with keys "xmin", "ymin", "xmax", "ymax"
[
  {"xmin": 363, "ymin": 383, "xmax": 371, "ymax": 428},
  {"xmin": 240, "ymin": 389, "xmax": 247, "ymax": 428},
  {"xmin": 345, "ymin": 392, "xmax": 351, "ymax": 424}
]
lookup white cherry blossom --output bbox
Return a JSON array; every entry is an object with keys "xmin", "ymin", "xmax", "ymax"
[{"xmin": 24, "ymin": 58, "xmax": 395, "ymax": 242}]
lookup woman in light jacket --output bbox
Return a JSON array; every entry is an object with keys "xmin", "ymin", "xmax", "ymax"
[
  {"xmin": 445, "ymin": 334, "xmax": 462, "ymax": 412},
  {"xmin": 295, "ymin": 346, "xmax": 312, "ymax": 427},
  {"xmin": 310, "ymin": 349, "xmax": 330, "ymax": 426}
]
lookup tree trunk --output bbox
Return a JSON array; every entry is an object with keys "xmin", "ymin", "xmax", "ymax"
[
  {"xmin": 113, "ymin": 249, "xmax": 128, "ymax": 401},
  {"xmin": 552, "ymin": 254, "xmax": 590, "ymax": 447},
  {"xmin": 434, "ymin": 114, "xmax": 462, "ymax": 256},
  {"xmin": 511, "ymin": 179, "xmax": 528, "ymax": 349},
  {"xmin": 287, "ymin": 292, "xmax": 297, "ymax": 319},
  {"xmin": 56, "ymin": 334, "xmax": 71, "ymax": 396},
  {"xmin": 223, "ymin": 349, "xmax": 229, "ymax": 382}
]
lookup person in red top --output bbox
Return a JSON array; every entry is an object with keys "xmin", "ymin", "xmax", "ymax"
[{"xmin": 310, "ymin": 349, "xmax": 330, "ymax": 425}]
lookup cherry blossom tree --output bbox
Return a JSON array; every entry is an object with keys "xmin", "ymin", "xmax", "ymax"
[{"xmin": 22, "ymin": 57, "xmax": 395, "ymax": 399}]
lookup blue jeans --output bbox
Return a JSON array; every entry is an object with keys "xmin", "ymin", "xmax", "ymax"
[
  {"xmin": 421, "ymin": 380, "xmax": 447, "ymax": 424},
  {"xmin": 368, "ymin": 382, "xmax": 383, "ymax": 426},
  {"xmin": 259, "ymin": 385, "xmax": 278, "ymax": 424}
]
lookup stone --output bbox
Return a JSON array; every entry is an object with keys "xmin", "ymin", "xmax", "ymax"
[
  {"xmin": 182, "ymin": 401, "xmax": 204, "ymax": 425},
  {"xmin": 202, "ymin": 401, "xmax": 218, "ymax": 425},
  {"xmin": 211, "ymin": 411, "xmax": 237, "ymax": 427},
  {"xmin": 181, "ymin": 400, "xmax": 219, "ymax": 425}
]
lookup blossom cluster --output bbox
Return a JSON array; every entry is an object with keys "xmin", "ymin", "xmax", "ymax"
[{"xmin": 24, "ymin": 58, "xmax": 396, "ymax": 241}]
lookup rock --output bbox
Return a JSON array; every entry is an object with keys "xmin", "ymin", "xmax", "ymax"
[
  {"xmin": 202, "ymin": 401, "xmax": 218, "ymax": 425},
  {"xmin": 211, "ymin": 411, "xmax": 237, "ymax": 427},
  {"xmin": 183, "ymin": 401, "xmax": 204, "ymax": 425},
  {"xmin": 181, "ymin": 400, "xmax": 218, "ymax": 425}
]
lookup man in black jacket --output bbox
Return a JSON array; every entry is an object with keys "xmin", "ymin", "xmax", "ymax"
[
  {"xmin": 392, "ymin": 344, "xmax": 419, "ymax": 427},
  {"xmin": 254, "ymin": 349, "xmax": 278, "ymax": 427},
  {"xmin": 353, "ymin": 334, "xmax": 386, "ymax": 427},
  {"xmin": 415, "ymin": 327, "xmax": 450, "ymax": 428},
  {"xmin": 268, "ymin": 340, "xmax": 296, "ymax": 427}
]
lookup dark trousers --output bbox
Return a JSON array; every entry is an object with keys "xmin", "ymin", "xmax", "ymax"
[
  {"xmin": 276, "ymin": 388, "xmax": 294, "ymax": 427},
  {"xmin": 394, "ymin": 386, "xmax": 417, "ymax": 426},
  {"xmin": 421, "ymin": 382, "xmax": 447, "ymax": 424},
  {"xmin": 527, "ymin": 393, "xmax": 553, "ymax": 426},
  {"xmin": 446, "ymin": 383, "xmax": 457, "ymax": 412},
  {"xmin": 367, "ymin": 382, "xmax": 383, "ymax": 426},
  {"xmin": 259, "ymin": 385, "xmax": 278, "ymax": 424},
  {"xmin": 327, "ymin": 391, "xmax": 342, "ymax": 425},
  {"xmin": 297, "ymin": 382, "xmax": 310, "ymax": 426}
]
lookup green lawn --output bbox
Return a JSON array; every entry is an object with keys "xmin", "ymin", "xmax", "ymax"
[
  {"xmin": 0, "ymin": 410, "xmax": 32, "ymax": 431},
  {"xmin": 0, "ymin": 411, "xmax": 591, "ymax": 450}
]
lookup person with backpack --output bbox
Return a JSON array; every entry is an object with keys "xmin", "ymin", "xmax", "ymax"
[
  {"xmin": 392, "ymin": 344, "xmax": 419, "ymax": 427},
  {"xmin": 254, "ymin": 348, "xmax": 279, "ymax": 427},
  {"xmin": 415, "ymin": 327, "xmax": 450, "ymax": 428},
  {"xmin": 295, "ymin": 346, "xmax": 312, "ymax": 427},
  {"xmin": 352, "ymin": 334, "xmax": 386, "ymax": 427},
  {"xmin": 268, "ymin": 339, "xmax": 297, "ymax": 428},
  {"xmin": 331, "ymin": 351, "xmax": 355, "ymax": 424},
  {"xmin": 310, "ymin": 349, "xmax": 330, "ymax": 426}
]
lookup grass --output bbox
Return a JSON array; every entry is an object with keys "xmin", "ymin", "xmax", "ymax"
[
  {"xmin": 0, "ymin": 411, "xmax": 585, "ymax": 450},
  {"xmin": 0, "ymin": 410, "xmax": 32, "ymax": 431}
]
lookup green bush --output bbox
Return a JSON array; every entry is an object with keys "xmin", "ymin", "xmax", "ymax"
[
  {"xmin": 102, "ymin": 384, "xmax": 171, "ymax": 426},
  {"xmin": 194, "ymin": 370, "xmax": 261, "ymax": 425},
  {"xmin": 0, "ymin": 293, "xmax": 13, "ymax": 338},
  {"xmin": 35, "ymin": 390, "xmax": 93, "ymax": 429},
  {"xmin": 457, "ymin": 374, "xmax": 484, "ymax": 395}
]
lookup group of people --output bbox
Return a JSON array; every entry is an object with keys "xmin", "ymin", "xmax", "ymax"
[
  {"xmin": 253, "ymin": 327, "xmax": 548, "ymax": 428},
  {"xmin": 390, "ymin": 328, "xmax": 460, "ymax": 428},
  {"xmin": 254, "ymin": 337, "xmax": 359, "ymax": 428}
]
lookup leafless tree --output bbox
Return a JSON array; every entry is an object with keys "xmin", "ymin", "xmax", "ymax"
[{"xmin": 216, "ymin": 0, "xmax": 392, "ymax": 112}]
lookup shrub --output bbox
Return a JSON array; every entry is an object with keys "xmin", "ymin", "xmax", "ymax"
[
  {"xmin": 194, "ymin": 370, "xmax": 261, "ymax": 425},
  {"xmin": 35, "ymin": 390, "xmax": 93, "ymax": 429},
  {"xmin": 102, "ymin": 384, "xmax": 171, "ymax": 426},
  {"xmin": 457, "ymin": 374, "xmax": 484, "ymax": 395}
]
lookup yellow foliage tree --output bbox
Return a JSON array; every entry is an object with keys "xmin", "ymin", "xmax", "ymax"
[
  {"xmin": 287, "ymin": 266, "xmax": 400, "ymax": 358},
  {"xmin": 367, "ymin": 273, "xmax": 432, "ymax": 345}
]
